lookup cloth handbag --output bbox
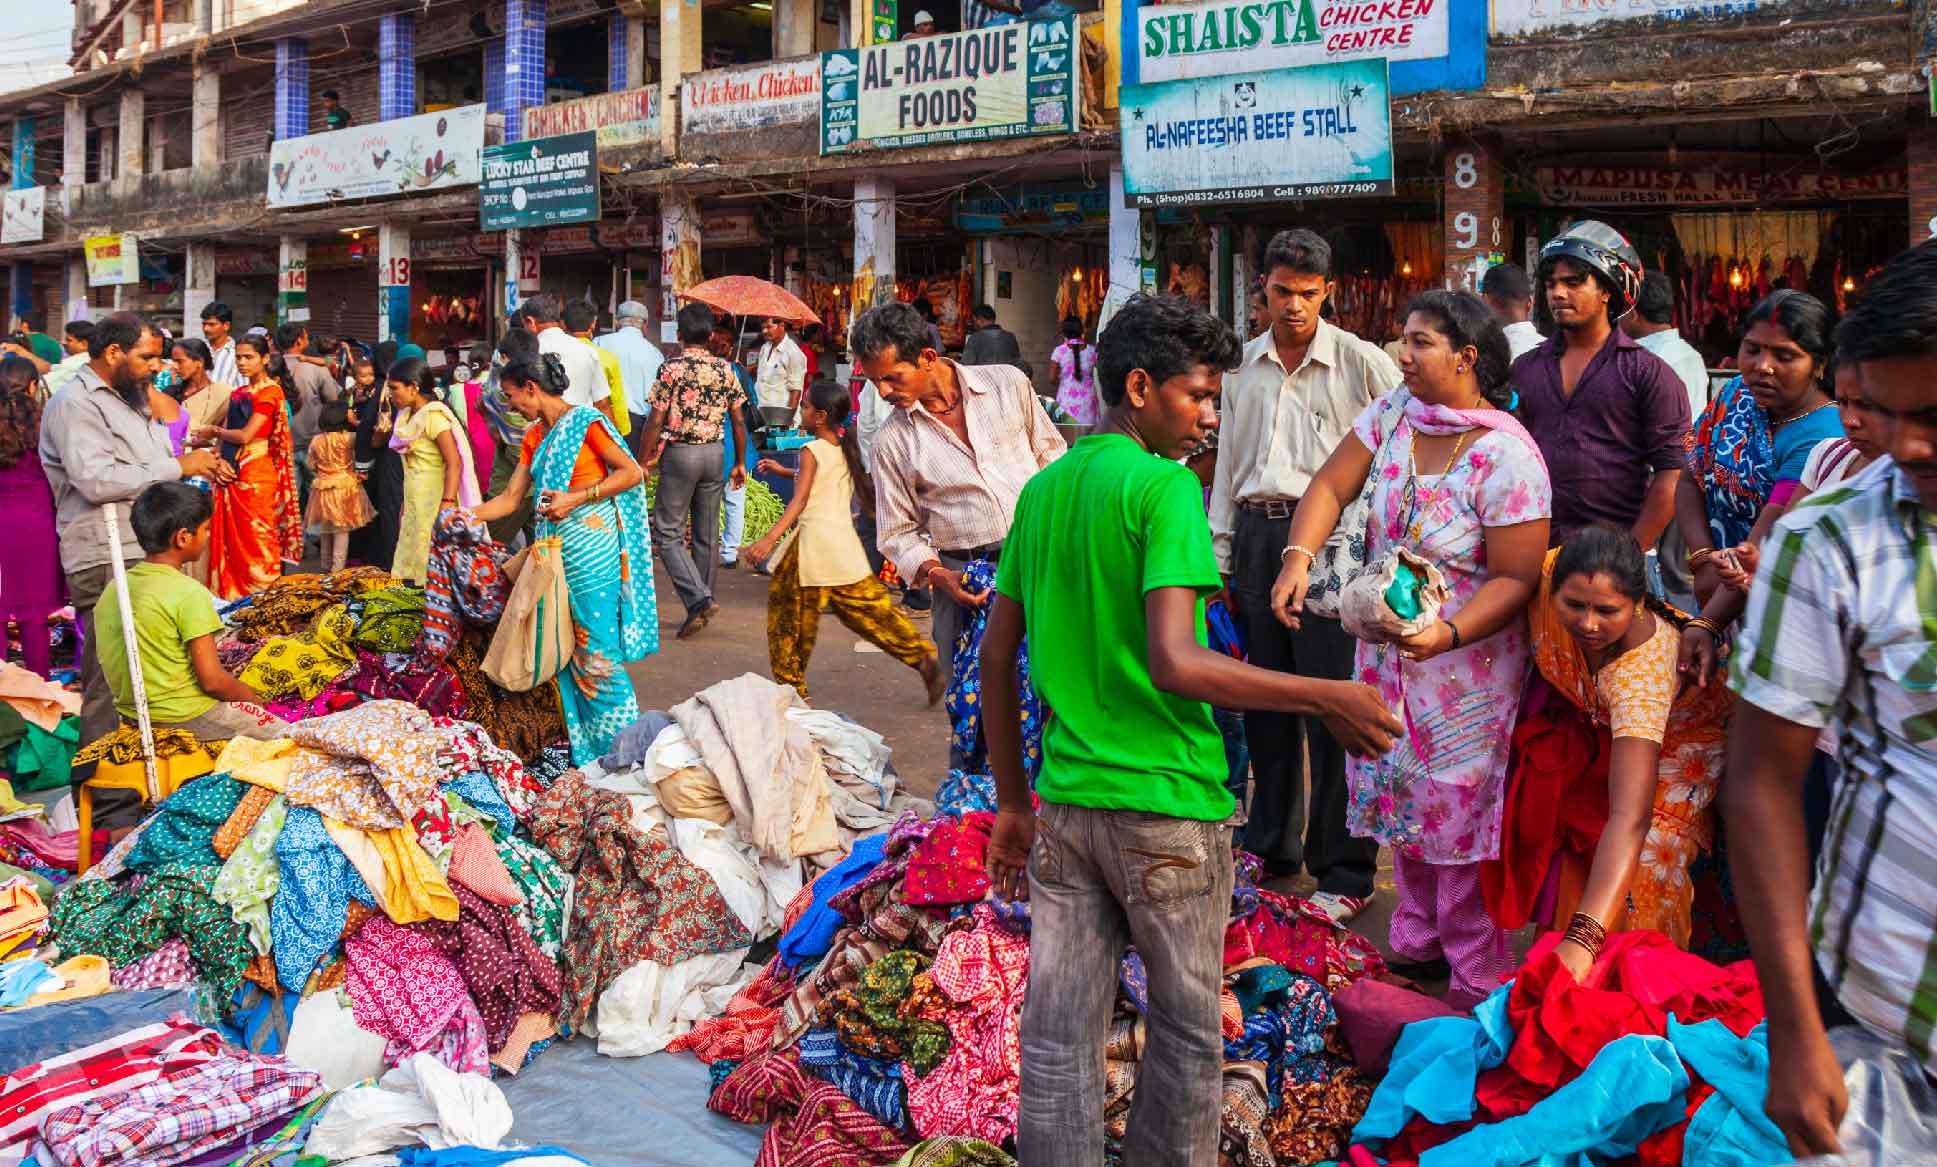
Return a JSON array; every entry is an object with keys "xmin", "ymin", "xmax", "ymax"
[
  {"xmin": 483, "ymin": 536, "xmax": 574, "ymax": 692},
  {"xmin": 1304, "ymin": 459, "xmax": 1378, "ymax": 620},
  {"xmin": 1340, "ymin": 546, "xmax": 1450, "ymax": 644}
]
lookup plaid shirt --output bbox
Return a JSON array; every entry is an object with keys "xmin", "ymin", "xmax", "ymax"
[
  {"xmin": 39, "ymin": 1053, "xmax": 322, "ymax": 1167},
  {"xmin": 0, "ymin": 1019, "xmax": 221, "ymax": 1155},
  {"xmin": 1730, "ymin": 457, "xmax": 1937, "ymax": 1066}
]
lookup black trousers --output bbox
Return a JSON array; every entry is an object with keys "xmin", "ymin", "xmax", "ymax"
[{"xmin": 1228, "ymin": 508, "xmax": 1378, "ymax": 896}]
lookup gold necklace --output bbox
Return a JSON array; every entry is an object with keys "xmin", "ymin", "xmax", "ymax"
[
  {"xmin": 1404, "ymin": 429, "xmax": 1473, "ymax": 540},
  {"xmin": 1770, "ymin": 398, "xmax": 1833, "ymax": 429}
]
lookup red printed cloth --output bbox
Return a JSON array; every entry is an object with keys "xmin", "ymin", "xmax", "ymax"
[
  {"xmin": 710, "ymin": 1047, "xmax": 911, "ymax": 1167},
  {"xmin": 1223, "ymin": 890, "xmax": 1387, "ymax": 991},
  {"xmin": 343, "ymin": 914, "xmax": 470, "ymax": 1053},
  {"xmin": 905, "ymin": 904, "xmax": 1031, "ymax": 1143},
  {"xmin": 902, "ymin": 813, "xmax": 994, "ymax": 906},
  {"xmin": 39, "ymin": 1052, "xmax": 323, "ymax": 1167},
  {"xmin": 111, "ymin": 939, "xmax": 198, "ymax": 991},
  {"xmin": 670, "ymin": 959, "xmax": 795, "ymax": 1063},
  {"xmin": 0, "ymin": 1018, "xmax": 223, "ymax": 1155},
  {"xmin": 416, "ymin": 882, "xmax": 562, "ymax": 1052},
  {"xmin": 447, "ymin": 822, "xmax": 524, "ymax": 907}
]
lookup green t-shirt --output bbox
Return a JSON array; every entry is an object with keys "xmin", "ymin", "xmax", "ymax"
[
  {"xmin": 94, "ymin": 563, "xmax": 223, "ymax": 724},
  {"xmin": 995, "ymin": 433, "xmax": 1231, "ymax": 820}
]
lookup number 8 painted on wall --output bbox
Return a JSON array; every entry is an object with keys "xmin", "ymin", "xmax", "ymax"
[{"xmin": 1453, "ymin": 152, "xmax": 1478, "ymax": 190}]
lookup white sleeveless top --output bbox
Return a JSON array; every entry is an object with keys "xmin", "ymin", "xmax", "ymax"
[{"xmin": 796, "ymin": 438, "xmax": 873, "ymax": 587}]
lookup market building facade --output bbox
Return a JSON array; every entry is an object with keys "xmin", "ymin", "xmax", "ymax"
[{"xmin": 0, "ymin": 0, "xmax": 1932, "ymax": 381}]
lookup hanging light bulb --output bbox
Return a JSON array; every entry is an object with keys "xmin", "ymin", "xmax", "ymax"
[
  {"xmin": 1401, "ymin": 259, "xmax": 1413, "ymax": 277},
  {"xmin": 1842, "ymin": 275, "xmax": 1856, "ymax": 292},
  {"xmin": 1071, "ymin": 269, "xmax": 1082, "ymax": 282},
  {"xmin": 1729, "ymin": 268, "xmax": 1744, "ymax": 288}
]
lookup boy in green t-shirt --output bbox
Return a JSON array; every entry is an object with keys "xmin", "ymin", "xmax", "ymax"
[
  {"xmin": 982, "ymin": 294, "xmax": 1400, "ymax": 1164},
  {"xmin": 94, "ymin": 482, "xmax": 286, "ymax": 743}
]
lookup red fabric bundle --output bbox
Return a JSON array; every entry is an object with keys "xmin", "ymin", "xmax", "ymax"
[
  {"xmin": 1480, "ymin": 681, "xmax": 1611, "ymax": 930},
  {"xmin": 902, "ymin": 812, "xmax": 994, "ymax": 906}
]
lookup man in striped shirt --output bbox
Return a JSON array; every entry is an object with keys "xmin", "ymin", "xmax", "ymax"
[{"xmin": 1724, "ymin": 237, "xmax": 1937, "ymax": 1158}]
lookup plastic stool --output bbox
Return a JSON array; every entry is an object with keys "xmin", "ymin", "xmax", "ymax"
[{"xmin": 76, "ymin": 750, "xmax": 215, "ymax": 874}]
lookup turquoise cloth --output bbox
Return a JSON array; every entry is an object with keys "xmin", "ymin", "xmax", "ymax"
[
  {"xmin": 1669, "ymin": 1018, "xmax": 1788, "ymax": 1167},
  {"xmin": 1354, "ymin": 981, "xmax": 1515, "ymax": 1141},
  {"xmin": 10, "ymin": 718, "xmax": 78, "ymax": 792},
  {"xmin": 1419, "ymin": 1034, "xmax": 1689, "ymax": 1166}
]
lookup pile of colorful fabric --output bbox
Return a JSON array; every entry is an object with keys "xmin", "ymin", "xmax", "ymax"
[
  {"xmin": 214, "ymin": 564, "xmax": 568, "ymax": 757},
  {"xmin": 676, "ymin": 788, "xmax": 1392, "ymax": 1167},
  {"xmin": 0, "ymin": 663, "xmax": 81, "ymax": 794}
]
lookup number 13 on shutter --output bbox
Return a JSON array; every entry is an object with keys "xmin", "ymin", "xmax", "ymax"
[{"xmin": 382, "ymin": 256, "xmax": 412, "ymax": 287}]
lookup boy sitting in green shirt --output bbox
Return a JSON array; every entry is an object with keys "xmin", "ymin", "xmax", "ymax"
[
  {"xmin": 981, "ymin": 293, "xmax": 1400, "ymax": 1165},
  {"xmin": 94, "ymin": 482, "xmax": 286, "ymax": 743}
]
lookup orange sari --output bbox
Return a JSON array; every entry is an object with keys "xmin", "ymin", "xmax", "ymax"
[
  {"xmin": 209, "ymin": 379, "xmax": 302, "ymax": 600},
  {"xmin": 1527, "ymin": 554, "xmax": 1731, "ymax": 946}
]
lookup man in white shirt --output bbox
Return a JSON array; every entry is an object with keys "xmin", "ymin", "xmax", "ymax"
[
  {"xmin": 42, "ymin": 319, "xmax": 94, "ymax": 394},
  {"xmin": 1209, "ymin": 228, "xmax": 1400, "ymax": 922},
  {"xmin": 755, "ymin": 319, "xmax": 807, "ymax": 430},
  {"xmin": 201, "ymin": 301, "xmax": 239, "ymax": 387},
  {"xmin": 1481, "ymin": 263, "xmax": 1544, "ymax": 361},
  {"xmin": 1622, "ymin": 271, "xmax": 1712, "ymax": 420},
  {"xmin": 595, "ymin": 299, "xmax": 665, "ymax": 458},
  {"xmin": 524, "ymin": 292, "xmax": 614, "ymax": 421}
]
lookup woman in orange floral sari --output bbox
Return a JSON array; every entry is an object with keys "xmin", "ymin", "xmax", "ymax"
[
  {"xmin": 1520, "ymin": 525, "xmax": 1731, "ymax": 978},
  {"xmin": 197, "ymin": 334, "xmax": 302, "ymax": 599}
]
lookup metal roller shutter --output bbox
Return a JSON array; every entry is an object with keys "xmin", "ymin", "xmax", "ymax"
[{"xmin": 305, "ymin": 264, "xmax": 380, "ymax": 350}]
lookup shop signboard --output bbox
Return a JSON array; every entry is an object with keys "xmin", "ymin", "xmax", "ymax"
[
  {"xmin": 1536, "ymin": 164, "xmax": 1908, "ymax": 206},
  {"xmin": 84, "ymin": 233, "xmax": 140, "ymax": 286},
  {"xmin": 820, "ymin": 19, "xmax": 1078, "ymax": 154},
  {"xmin": 480, "ymin": 132, "xmax": 601, "ymax": 231},
  {"xmin": 1495, "ymin": 0, "xmax": 1798, "ymax": 36},
  {"xmin": 524, "ymin": 88, "xmax": 661, "ymax": 151},
  {"xmin": 1136, "ymin": 0, "xmax": 1448, "ymax": 84},
  {"xmin": 955, "ymin": 184, "xmax": 1109, "ymax": 232},
  {"xmin": 1, "ymin": 188, "xmax": 44, "ymax": 244},
  {"xmin": 1119, "ymin": 59, "xmax": 1393, "ymax": 207},
  {"xmin": 267, "ymin": 104, "xmax": 486, "ymax": 209},
  {"xmin": 683, "ymin": 59, "xmax": 822, "ymax": 134}
]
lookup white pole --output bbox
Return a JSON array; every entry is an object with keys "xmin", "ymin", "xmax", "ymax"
[{"xmin": 100, "ymin": 503, "xmax": 160, "ymax": 803}]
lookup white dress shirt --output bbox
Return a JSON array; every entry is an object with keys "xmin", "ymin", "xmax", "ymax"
[
  {"xmin": 756, "ymin": 336, "xmax": 808, "ymax": 411},
  {"xmin": 1207, "ymin": 321, "xmax": 1401, "ymax": 574},
  {"xmin": 1502, "ymin": 320, "xmax": 1545, "ymax": 362},
  {"xmin": 208, "ymin": 338, "xmax": 239, "ymax": 392},
  {"xmin": 1635, "ymin": 327, "xmax": 1713, "ymax": 421},
  {"xmin": 536, "ymin": 326, "xmax": 611, "ymax": 411}
]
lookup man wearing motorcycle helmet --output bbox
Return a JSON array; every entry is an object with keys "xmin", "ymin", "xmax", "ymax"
[{"xmin": 1514, "ymin": 220, "xmax": 1690, "ymax": 550}]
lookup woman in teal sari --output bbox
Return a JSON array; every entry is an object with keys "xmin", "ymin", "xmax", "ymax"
[{"xmin": 473, "ymin": 353, "xmax": 659, "ymax": 761}]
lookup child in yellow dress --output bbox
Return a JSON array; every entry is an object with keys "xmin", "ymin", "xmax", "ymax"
[{"xmin": 305, "ymin": 400, "xmax": 376, "ymax": 572}]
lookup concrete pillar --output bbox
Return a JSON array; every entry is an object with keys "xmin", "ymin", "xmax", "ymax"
[
  {"xmin": 276, "ymin": 238, "xmax": 307, "ymax": 326},
  {"xmin": 504, "ymin": 228, "xmax": 535, "ymax": 320},
  {"xmin": 659, "ymin": 0, "xmax": 703, "ymax": 156},
  {"xmin": 147, "ymin": 119, "xmax": 166, "ymax": 174},
  {"xmin": 191, "ymin": 64, "xmax": 222, "ymax": 168},
  {"xmin": 62, "ymin": 99, "xmax": 84, "ymax": 190},
  {"xmin": 502, "ymin": 0, "xmax": 547, "ymax": 143},
  {"xmin": 1105, "ymin": 163, "xmax": 1141, "ymax": 328},
  {"xmin": 378, "ymin": 13, "xmax": 417, "ymax": 121},
  {"xmin": 775, "ymin": 0, "xmax": 816, "ymax": 58},
  {"xmin": 97, "ymin": 126, "xmax": 115, "ymax": 185},
  {"xmin": 184, "ymin": 242, "xmax": 217, "ymax": 331},
  {"xmin": 1443, "ymin": 136, "xmax": 1506, "ymax": 294},
  {"xmin": 1208, "ymin": 226, "xmax": 1226, "ymax": 322},
  {"xmin": 117, "ymin": 88, "xmax": 144, "ymax": 180},
  {"xmin": 194, "ymin": 0, "xmax": 215, "ymax": 35},
  {"xmin": 625, "ymin": 12, "xmax": 649, "ymax": 88},
  {"xmin": 65, "ymin": 257, "xmax": 87, "ymax": 323},
  {"xmin": 122, "ymin": 6, "xmax": 147, "ymax": 54},
  {"xmin": 853, "ymin": 175, "xmax": 895, "ymax": 310},
  {"xmin": 274, "ymin": 38, "xmax": 309, "ymax": 141},
  {"xmin": 1912, "ymin": 123, "xmax": 1937, "ymax": 243},
  {"xmin": 1232, "ymin": 226, "xmax": 1256, "ymax": 341},
  {"xmin": 659, "ymin": 192, "xmax": 700, "ymax": 345},
  {"xmin": 378, "ymin": 223, "xmax": 411, "ymax": 344},
  {"xmin": 782, "ymin": 246, "xmax": 805, "ymax": 297}
]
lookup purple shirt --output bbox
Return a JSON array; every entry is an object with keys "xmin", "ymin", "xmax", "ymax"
[{"xmin": 1512, "ymin": 327, "xmax": 1690, "ymax": 541}]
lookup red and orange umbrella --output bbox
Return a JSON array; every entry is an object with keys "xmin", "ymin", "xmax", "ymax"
[{"xmin": 679, "ymin": 275, "xmax": 821, "ymax": 325}]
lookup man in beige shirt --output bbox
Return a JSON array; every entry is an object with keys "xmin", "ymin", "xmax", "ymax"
[
  {"xmin": 1209, "ymin": 228, "xmax": 1400, "ymax": 921},
  {"xmin": 854, "ymin": 301, "xmax": 1065, "ymax": 680}
]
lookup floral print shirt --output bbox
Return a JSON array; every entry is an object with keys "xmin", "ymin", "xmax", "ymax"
[
  {"xmin": 1342, "ymin": 389, "xmax": 1552, "ymax": 864},
  {"xmin": 650, "ymin": 350, "xmax": 747, "ymax": 445}
]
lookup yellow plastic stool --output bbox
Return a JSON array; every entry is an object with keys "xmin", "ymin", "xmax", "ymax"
[{"xmin": 76, "ymin": 750, "xmax": 216, "ymax": 874}]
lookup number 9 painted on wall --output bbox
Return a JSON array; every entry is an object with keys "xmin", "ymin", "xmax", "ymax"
[{"xmin": 1453, "ymin": 212, "xmax": 1478, "ymax": 250}]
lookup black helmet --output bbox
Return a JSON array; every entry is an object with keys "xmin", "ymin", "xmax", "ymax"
[{"xmin": 1538, "ymin": 220, "xmax": 1644, "ymax": 318}]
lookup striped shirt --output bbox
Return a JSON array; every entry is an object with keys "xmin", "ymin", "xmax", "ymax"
[
  {"xmin": 872, "ymin": 360, "xmax": 1066, "ymax": 581},
  {"xmin": 1730, "ymin": 457, "xmax": 1937, "ymax": 1066}
]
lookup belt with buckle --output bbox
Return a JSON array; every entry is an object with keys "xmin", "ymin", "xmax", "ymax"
[
  {"xmin": 941, "ymin": 542, "xmax": 1004, "ymax": 563},
  {"xmin": 1237, "ymin": 498, "xmax": 1298, "ymax": 520}
]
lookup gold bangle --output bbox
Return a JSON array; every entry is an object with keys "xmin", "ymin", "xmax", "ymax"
[
  {"xmin": 1282, "ymin": 543, "xmax": 1317, "ymax": 564},
  {"xmin": 1686, "ymin": 547, "xmax": 1716, "ymax": 572},
  {"xmin": 590, "ymin": 481, "xmax": 601, "ymax": 501},
  {"xmin": 1685, "ymin": 616, "xmax": 1725, "ymax": 639},
  {"xmin": 1563, "ymin": 911, "xmax": 1608, "ymax": 958}
]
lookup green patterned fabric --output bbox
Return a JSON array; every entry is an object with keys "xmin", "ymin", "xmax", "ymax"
[
  {"xmin": 213, "ymin": 795, "xmax": 287, "ymax": 953},
  {"xmin": 51, "ymin": 859, "xmax": 254, "ymax": 1005},
  {"xmin": 822, "ymin": 950, "xmax": 951, "ymax": 1076},
  {"xmin": 125, "ymin": 774, "xmax": 246, "ymax": 872},
  {"xmin": 496, "ymin": 828, "xmax": 572, "ymax": 962},
  {"xmin": 898, "ymin": 1138, "xmax": 1016, "ymax": 1167},
  {"xmin": 349, "ymin": 585, "xmax": 426, "ymax": 654}
]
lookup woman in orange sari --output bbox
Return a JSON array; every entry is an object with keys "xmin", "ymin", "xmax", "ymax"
[
  {"xmin": 197, "ymin": 333, "xmax": 301, "ymax": 599},
  {"xmin": 1513, "ymin": 524, "xmax": 1730, "ymax": 977}
]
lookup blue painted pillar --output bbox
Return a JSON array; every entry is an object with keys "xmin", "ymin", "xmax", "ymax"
[
  {"xmin": 484, "ymin": 39, "xmax": 508, "ymax": 122},
  {"xmin": 10, "ymin": 119, "xmax": 35, "ymax": 330},
  {"xmin": 378, "ymin": 13, "xmax": 417, "ymax": 121},
  {"xmin": 608, "ymin": 10, "xmax": 630, "ymax": 91},
  {"xmin": 274, "ymin": 38, "xmax": 309, "ymax": 140},
  {"xmin": 501, "ymin": 0, "xmax": 547, "ymax": 142}
]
